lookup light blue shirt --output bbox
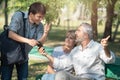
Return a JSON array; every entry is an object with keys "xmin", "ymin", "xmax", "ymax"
[
  {"xmin": 8, "ymin": 11, "xmax": 44, "ymax": 53},
  {"xmin": 8, "ymin": 11, "xmax": 44, "ymax": 40},
  {"xmin": 53, "ymin": 40, "xmax": 115, "ymax": 80}
]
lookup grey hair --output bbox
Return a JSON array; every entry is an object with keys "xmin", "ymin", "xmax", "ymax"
[{"xmin": 80, "ymin": 23, "xmax": 93, "ymax": 40}]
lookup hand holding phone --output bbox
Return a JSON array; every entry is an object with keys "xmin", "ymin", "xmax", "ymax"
[{"xmin": 37, "ymin": 41, "xmax": 43, "ymax": 49}]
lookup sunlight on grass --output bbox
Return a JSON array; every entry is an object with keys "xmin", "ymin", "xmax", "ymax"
[{"xmin": 28, "ymin": 60, "xmax": 48, "ymax": 80}]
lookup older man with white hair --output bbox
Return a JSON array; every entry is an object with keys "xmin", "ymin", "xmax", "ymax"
[{"xmin": 39, "ymin": 23, "xmax": 115, "ymax": 80}]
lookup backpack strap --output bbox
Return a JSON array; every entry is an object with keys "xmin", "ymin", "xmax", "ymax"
[
  {"xmin": 18, "ymin": 11, "xmax": 26, "ymax": 59},
  {"xmin": 18, "ymin": 11, "xmax": 26, "ymax": 37}
]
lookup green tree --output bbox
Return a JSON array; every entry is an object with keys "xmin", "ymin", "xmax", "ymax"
[
  {"xmin": 4, "ymin": 0, "xmax": 8, "ymax": 26},
  {"xmin": 78, "ymin": 0, "xmax": 118, "ymax": 41},
  {"xmin": 77, "ymin": 0, "xmax": 99, "ymax": 40},
  {"xmin": 91, "ymin": 0, "xmax": 100, "ymax": 40},
  {"xmin": 2, "ymin": 0, "xmax": 65, "ymax": 25},
  {"xmin": 103, "ymin": 0, "xmax": 117, "ymax": 41},
  {"xmin": 40, "ymin": 0, "xmax": 65, "ymax": 23},
  {"xmin": 0, "ymin": 0, "xmax": 3, "ymax": 4},
  {"xmin": 112, "ymin": 0, "xmax": 120, "ymax": 41}
]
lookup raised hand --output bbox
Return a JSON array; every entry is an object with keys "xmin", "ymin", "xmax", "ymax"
[
  {"xmin": 101, "ymin": 35, "xmax": 110, "ymax": 47},
  {"xmin": 44, "ymin": 23, "xmax": 51, "ymax": 33}
]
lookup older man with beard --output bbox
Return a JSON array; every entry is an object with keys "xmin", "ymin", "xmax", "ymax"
[{"xmin": 38, "ymin": 23, "xmax": 115, "ymax": 80}]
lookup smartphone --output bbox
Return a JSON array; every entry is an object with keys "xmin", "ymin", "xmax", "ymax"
[{"xmin": 37, "ymin": 41, "xmax": 43, "ymax": 48}]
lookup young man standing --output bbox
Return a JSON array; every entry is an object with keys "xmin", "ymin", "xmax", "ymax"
[{"xmin": 1, "ymin": 2, "xmax": 51, "ymax": 80}]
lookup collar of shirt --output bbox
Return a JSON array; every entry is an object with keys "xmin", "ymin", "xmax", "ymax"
[{"xmin": 78, "ymin": 40, "xmax": 94, "ymax": 51}]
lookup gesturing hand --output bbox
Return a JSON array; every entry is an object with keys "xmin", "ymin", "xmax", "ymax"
[
  {"xmin": 101, "ymin": 35, "xmax": 110, "ymax": 47},
  {"xmin": 44, "ymin": 23, "xmax": 51, "ymax": 33}
]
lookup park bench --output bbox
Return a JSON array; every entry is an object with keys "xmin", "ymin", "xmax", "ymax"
[{"xmin": 105, "ymin": 56, "xmax": 120, "ymax": 79}]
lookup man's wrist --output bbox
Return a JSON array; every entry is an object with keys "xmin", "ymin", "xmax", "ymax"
[
  {"xmin": 44, "ymin": 30, "xmax": 49, "ymax": 34},
  {"xmin": 43, "ymin": 32, "xmax": 48, "ymax": 36},
  {"xmin": 42, "ymin": 53, "xmax": 48, "ymax": 57}
]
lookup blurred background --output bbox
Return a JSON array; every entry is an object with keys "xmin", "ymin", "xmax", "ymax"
[{"xmin": 0, "ymin": 0, "xmax": 120, "ymax": 79}]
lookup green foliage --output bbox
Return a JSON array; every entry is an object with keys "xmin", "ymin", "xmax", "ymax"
[
  {"xmin": 77, "ymin": 0, "xmax": 93, "ymax": 10},
  {"xmin": 40, "ymin": 0, "xmax": 65, "ymax": 23},
  {"xmin": 6, "ymin": 0, "xmax": 65, "ymax": 23},
  {"xmin": 114, "ymin": 0, "xmax": 120, "ymax": 14}
]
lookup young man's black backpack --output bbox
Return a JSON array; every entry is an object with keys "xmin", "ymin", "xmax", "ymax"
[
  {"xmin": 0, "ymin": 11, "xmax": 26, "ymax": 65},
  {"xmin": 0, "ymin": 25, "xmax": 8, "ymax": 75}
]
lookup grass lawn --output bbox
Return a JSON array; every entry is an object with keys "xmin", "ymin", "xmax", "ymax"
[{"xmin": 0, "ymin": 20, "xmax": 120, "ymax": 79}]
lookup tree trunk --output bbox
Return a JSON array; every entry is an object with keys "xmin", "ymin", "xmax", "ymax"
[
  {"xmin": 112, "ymin": 20, "xmax": 120, "ymax": 41},
  {"xmin": 91, "ymin": 0, "xmax": 98, "ymax": 40},
  {"xmin": 103, "ymin": 0, "xmax": 117, "ymax": 41},
  {"xmin": 4, "ymin": 0, "xmax": 8, "ymax": 27},
  {"xmin": 0, "ymin": 0, "xmax": 3, "ymax": 4}
]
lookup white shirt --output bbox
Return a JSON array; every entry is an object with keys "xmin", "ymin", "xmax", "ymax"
[
  {"xmin": 52, "ymin": 46, "xmax": 71, "ymax": 72},
  {"xmin": 53, "ymin": 40, "xmax": 115, "ymax": 80}
]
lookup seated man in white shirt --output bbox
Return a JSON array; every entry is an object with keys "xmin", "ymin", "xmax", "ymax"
[{"xmin": 38, "ymin": 23, "xmax": 115, "ymax": 80}]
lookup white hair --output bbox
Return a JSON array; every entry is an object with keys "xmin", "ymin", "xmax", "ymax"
[{"xmin": 80, "ymin": 23, "xmax": 93, "ymax": 40}]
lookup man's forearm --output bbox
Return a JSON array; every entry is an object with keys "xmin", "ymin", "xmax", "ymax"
[
  {"xmin": 104, "ymin": 47, "xmax": 111, "ymax": 58},
  {"xmin": 47, "ymin": 65, "xmax": 55, "ymax": 74},
  {"xmin": 39, "ymin": 32, "xmax": 48, "ymax": 44},
  {"xmin": 8, "ymin": 30, "xmax": 29, "ymax": 43},
  {"xmin": 42, "ymin": 52, "xmax": 54, "ymax": 65}
]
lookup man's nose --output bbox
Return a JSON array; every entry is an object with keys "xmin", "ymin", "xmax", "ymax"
[
  {"xmin": 75, "ymin": 31, "xmax": 77, "ymax": 34},
  {"xmin": 39, "ymin": 18, "xmax": 42, "ymax": 21}
]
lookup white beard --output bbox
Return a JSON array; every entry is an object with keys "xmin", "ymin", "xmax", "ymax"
[{"xmin": 75, "ymin": 37, "xmax": 85, "ymax": 44}]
